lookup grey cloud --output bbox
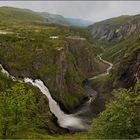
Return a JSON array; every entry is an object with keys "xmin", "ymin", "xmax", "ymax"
[{"xmin": 0, "ymin": 1, "xmax": 140, "ymax": 21}]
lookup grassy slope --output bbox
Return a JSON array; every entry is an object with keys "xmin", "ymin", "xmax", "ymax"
[
  {"xmin": 41, "ymin": 12, "xmax": 69, "ymax": 25},
  {"xmin": 0, "ymin": 6, "xmax": 44, "ymax": 22},
  {"xmin": 102, "ymin": 35, "xmax": 140, "ymax": 63},
  {"xmin": 99, "ymin": 15, "xmax": 132, "ymax": 26}
]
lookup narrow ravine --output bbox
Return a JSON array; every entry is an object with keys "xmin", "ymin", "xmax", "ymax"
[
  {"xmin": 73, "ymin": 54, "xmax": 113, "ymax": 123},
  {"xmin": 0, "ymin": 54, "xmax": 113, "ymax": 131}
]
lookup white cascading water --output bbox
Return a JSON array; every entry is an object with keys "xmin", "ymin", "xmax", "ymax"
[
  {"xmin": 24, "ymin": 78, "xmax": 86, "ymax": 130},
  {"xmin": 0, "ymin": 64, "xmax": 17, "ymax": 81}
]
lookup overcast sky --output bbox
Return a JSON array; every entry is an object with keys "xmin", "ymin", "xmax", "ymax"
[{"xmin": 0, "ymin": 1, "xmax": 140, "ymax": 21}]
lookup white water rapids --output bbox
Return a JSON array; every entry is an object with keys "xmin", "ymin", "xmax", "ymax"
[{"xmin": 0, "ymin": 55, "xmax": 113, "ymax": 131}]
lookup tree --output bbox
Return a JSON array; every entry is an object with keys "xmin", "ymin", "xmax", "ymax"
[
  {"xmin": 0, "ymin": 83, "xmax": 37, "ymax": 138},
  {"xmin": 89, "ymin": 80, "xmax": 140, "ymax": 139}
]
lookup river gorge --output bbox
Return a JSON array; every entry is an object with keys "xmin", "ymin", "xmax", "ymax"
[{"xmin": 0, "ymin": 55, "xmax": 113, "ymax": 132}]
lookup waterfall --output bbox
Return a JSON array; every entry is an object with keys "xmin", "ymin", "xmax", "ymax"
[
  {"xmin": 24, "ymin": 78, "xmax": 87, "ymax": 130},
  {"xmin": 0, "ymin": 64, "xmax": 87, "ymax": 130}
]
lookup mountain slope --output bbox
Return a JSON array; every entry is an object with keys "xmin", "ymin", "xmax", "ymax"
[
  {"xmin": 98, "ymin": 15, "xmax": 132, "ymax": 26},
  {"xmin": 0, "ymin": 6, "xmax": 94, "ymax": 27},
  {"xmin": 40, "ymin": 12, "xmax": 69, "ymax": 25},
  {"xmin": 0, "ymin": 6, "xmax": 44, "ymax": 22},
  {"xmin": 88, "ymin": 14, "xmax": 140, "ymax": 62},
  {"xmin": 40, "ymin": 12, "xmax": 94, "ymax": 26},
  {"xmin": 88, "ymin": 15, "xmax": 136, "ymax": 46},
  {"xmin": 110, "ymin": 44, "xmax": 140, "ymax": 88},
  {"xmin": 88, "ymin": 14, "xmax": 140, "ymax": 89}
]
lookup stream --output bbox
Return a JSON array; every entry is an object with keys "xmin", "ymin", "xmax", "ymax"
[
  {"xmin": 0, "ymin": 54, "xmax": 113, "ymax": 131},
  {"xmin": 89, "ymin": 55, "xmax": 113, "ymax": 80}
]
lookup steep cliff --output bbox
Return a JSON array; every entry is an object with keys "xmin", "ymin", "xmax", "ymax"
[
  {"xmin": 88, "ymin": 15, "xmax": 140, "ymax": 46},
  {"xmin": 0, "ymin": 22, "xmax": 104, "ymax": 113},
  {"xmin": 88, "ymin": 14, "xmax": 140, "ymax": 89},
  {"xmin": 111, "ymin": 45, "xmax": 140, "ymax": 88}
]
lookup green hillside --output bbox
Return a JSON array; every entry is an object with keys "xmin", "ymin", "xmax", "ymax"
[
  {"xmin": 0, "ymin": 6, "xmax": 44, "ymax": 22},
  {"xmin": 41, "ymin": 12, "xmax": 69, "ymax": 25},
  {"xmin": 96, "ymin": 15, "xmax": 132, "ymax": 26}
]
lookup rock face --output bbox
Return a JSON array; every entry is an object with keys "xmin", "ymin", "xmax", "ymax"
[
  {"xmin": 88, "ymin": 14, "xmax": 140, "ymax": 89},
  {"xmin": 112, "ymin": 46, "xmax": 140, "ymax": 88},
  {"xmin": 0, "ymin": 37, "xmax": 100, "ymax": 113},
  {"xmin": 88, "ymin": 15, "xmax": 140, "ymax": 46}
]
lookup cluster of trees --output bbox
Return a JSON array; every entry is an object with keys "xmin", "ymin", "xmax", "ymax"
[
  {"xmin": 89, "ymin": 80, "xmax": 140, "ymax": 139},
  {"xmin": 0, "ymin": 83, "xmax": 52, "ymax": 138},
  {"xmin": 0, "ymin": 83, "xmax": 36, "ymax": 137}
]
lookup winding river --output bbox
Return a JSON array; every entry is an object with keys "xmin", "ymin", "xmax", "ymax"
[
  {"xmin": 89, "ymin": 55, "xmax": 113, "ymax": 80},
  {"xmin": 0, "ymin": 54, "xmax": 113, "ymax": 131}
]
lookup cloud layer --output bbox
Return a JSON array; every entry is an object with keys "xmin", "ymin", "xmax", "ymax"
[{"xmin": 0, "ymin": 1, "xmax": 140, "ymax": 21}]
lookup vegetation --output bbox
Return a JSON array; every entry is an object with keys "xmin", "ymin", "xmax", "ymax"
[
  {"xmin": 97, "ymin": 15, "xmax": 132, "ymax": 26},
  {"xmin": 0, "ymin": 83, "xmax": 36, "ymax": 137},
  {"xmin": 0, "ymin": 6, "xmax": 44, "ymax": 23},
  {"xmin": 0, "ymin": 82, "xmax": 66, "ymax": 138},
  {"xmin": 102, "ymin": 35, "xmax": 140, "ymax": 63},
  {"xmin": 0, "ymin": 71, "xmax": 13, "ymax": 91},
  {"xmin": 89, "ymin": 80, "xmax": 140, "ymax": 139},
  {"xmin": 41, "ymin": 12, "xmax": 69, "ymax": 25}
]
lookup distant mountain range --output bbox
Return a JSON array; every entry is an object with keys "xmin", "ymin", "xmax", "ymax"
[
  {"xmin": 40, "ymin": 12, "xmax": 94, "ymax": 26},
  {"xmin": 66, "ymin": 18, "xmax": 94, "ymax": 26},
  {"xmin": 40, "ymin": 12, "xmax": 69, "ymax": 25},
  {"xmin": 0, "ymin": 6, "xmax": 94, "ymax": 26}
]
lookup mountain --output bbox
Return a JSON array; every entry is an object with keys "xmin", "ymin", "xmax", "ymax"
[
  {"xmin": 66, "ymin": 18, "xmax": 94, "ymax": 26},
  {"xmin": 0, "ymin": 6, "xmax": 44, "ymax": 22},
  {"xmin": 88, "ymin": 14, "xmax": 140, "ymax": 89},
  {"xmin": 40, "ymin": 12, "xmax": 94, "ymax": 26},
  {"xmin": 96, "ymin": 15, "xmax": 132, "ymax": 26},
  {"xmin": 88, "ymin": 15, "xmax": 134, "ymax": 46},
  {"xmin": 0, "ymin": 6, "xmax": 94, "ymax": 27},
  {"xmin": 40, "ymin": 12, "xmax": 69, "ymax": 25}
]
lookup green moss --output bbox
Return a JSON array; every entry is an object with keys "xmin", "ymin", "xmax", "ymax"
[
  {"xmin": 64, "ymin": 92, "xmax": 79, "ymax": 106},
  {"xmin": 0, "ymin": 72, "xmax": 13, "ymax": 91},
  {"xmin": 0, "ymin": 6, "xmax": 44, "ymax": 22},
  {"xmin": 5, "ymin": 132, "xmax": 88, "ymax": 139},
  {"xmin": 37, "ymin": 65, "xmax": 59, "ymax": 76}
]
